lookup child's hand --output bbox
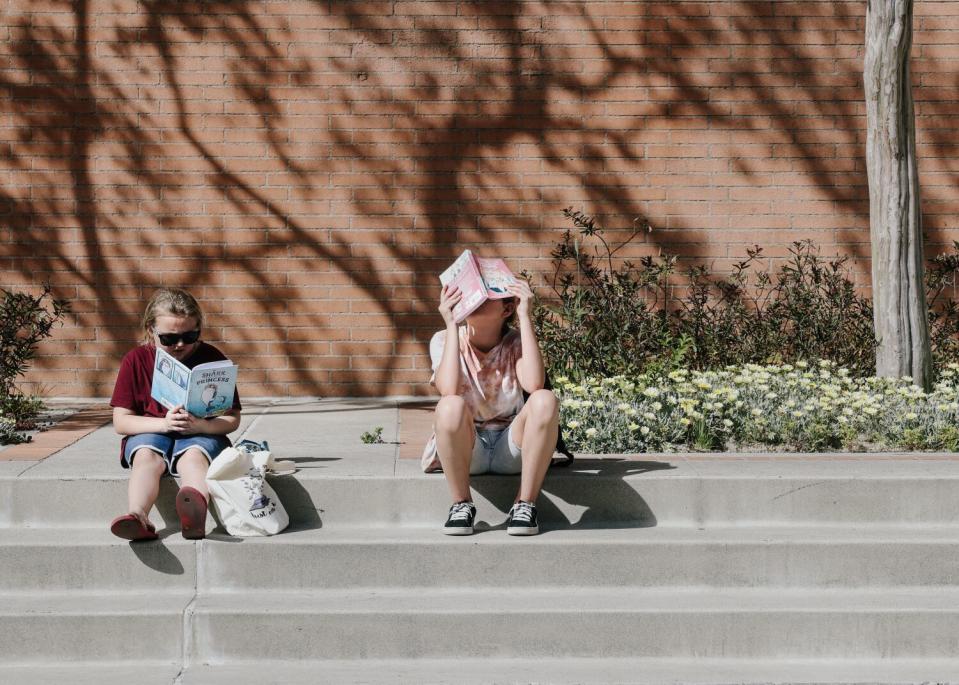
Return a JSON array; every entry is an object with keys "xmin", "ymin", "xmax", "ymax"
[
  {"xmin": 506, "ymin": 281, "xmax": 535, "ymax": 320},
  {"xmin": 439, "ymin": 284, "xmax": 463, "ymax": 326},
  {"xmin": 175, "ymin": 409, "xmax": 205, "ymax": 435},
  {"xmin": 165, "ymin": 406, "xmax": 203, "ymax": 434}
]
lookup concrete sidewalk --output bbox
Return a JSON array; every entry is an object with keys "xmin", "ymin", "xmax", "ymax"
[
  {"xmin": 0, "ymin": 398, "xmax": 419, "ymax": 476},
  {"xmin": 6, "ymin": 396, "xmax": 959, "ymax": 477},
  {"xmin": 4, "ymin": 397, "xmax": 959, "ymax": 531}
]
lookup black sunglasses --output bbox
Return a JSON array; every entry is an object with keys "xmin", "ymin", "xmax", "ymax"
[{"xmin": 155, "ymin": 329, "xmax": 201, "ymax": 346}]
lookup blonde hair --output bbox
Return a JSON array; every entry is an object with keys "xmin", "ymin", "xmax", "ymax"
[{"xmin": 141, "ymin": 288, "xmax": 204, "ymax": 343}]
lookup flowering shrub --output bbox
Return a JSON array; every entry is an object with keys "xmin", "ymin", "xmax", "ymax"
[
  {"xmin": 555, "ymin": 361, "xmax": 959, "ymax": 453},
  {"xmin": 0, "ymin": 285, "xmax": 70, "ymax": 444},
  {"xmin": 535, "ymin": 210, "xmax": 959, "ymax": 382}
]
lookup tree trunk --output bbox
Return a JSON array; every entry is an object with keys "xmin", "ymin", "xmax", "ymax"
[{"xmin": 864, "ymin": 0, "xmax": 932, "ymax": 389}]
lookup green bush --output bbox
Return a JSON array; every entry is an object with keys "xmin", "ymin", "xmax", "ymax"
[
  {"xmin": 0, "ymin": 285, "xmax": 70, "ymax": 444},
  {"xmin": 535, "ymin": 209, "xmax": 959, "ymax": 381}
]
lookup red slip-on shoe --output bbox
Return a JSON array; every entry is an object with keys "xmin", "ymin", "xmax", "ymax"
[
  {"xmin": 175, "ymin": 486, "xmax": 208, "ymax": 540},
  {"xmin": 110, "ymin": 514, "xmax": 158, "ymax": 542}
]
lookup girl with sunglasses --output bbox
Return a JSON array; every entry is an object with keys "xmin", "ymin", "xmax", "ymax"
[
  {"xmin": 424, "ymin": 277, "xmax": 559, "ymax": 536},
  {"xmin": 109, "ymin": 288, "xmax": 241, "ymax": 541}
]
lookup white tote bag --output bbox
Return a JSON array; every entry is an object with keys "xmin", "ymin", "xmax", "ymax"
[{"xmin": 206, "ymin": 441, "xmax": 296, "ymax": 537}]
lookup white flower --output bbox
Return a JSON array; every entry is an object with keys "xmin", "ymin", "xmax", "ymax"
[
  {"xmin": 652, "ymin": 401, "xmax": 663, "ymax": 411},
  {"xmin": 643, "ymin": 412, "xmax": 656, "ymax": 421},
  {"xmin": 905, "ymin": 412, "xmax": 918, "ymax": 421},
  {"xmin": 566, "ymin": 421, "xmax": 581, "ymax": 430},
  {"xmin": 722, "ymin": 419, "xmax": 733, "ymax": 428},
  {"xmin": 640, "ymin": 426, "xmax": 650, "ymax": 436},
  {"xmin": 628, "ymin": 422, "xmax": 639, "ymax": 431},
  {"xmin": 585, "ymin": 427, "xmax": 598, "ymax": 438},
  {"xmin": 642, "ymin": 387, "xmax": 660, "ymax": 398}
]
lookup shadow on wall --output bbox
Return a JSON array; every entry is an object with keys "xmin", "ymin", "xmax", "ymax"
[{"xmin": 2, "ymin": 1, "xmax": 955, "ymax": 394}]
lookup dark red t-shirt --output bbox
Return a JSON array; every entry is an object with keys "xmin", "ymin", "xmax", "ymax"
[{"xmin": 110, "ymin": 343, "xmax": 242, "ymax": 418}]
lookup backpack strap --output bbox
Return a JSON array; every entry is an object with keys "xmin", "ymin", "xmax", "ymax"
[{"xmin": 523, "ymin": 373, "xmax": 575, "ymax": 469}]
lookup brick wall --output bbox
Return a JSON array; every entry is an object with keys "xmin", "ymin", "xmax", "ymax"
[{"xmin": 2, "ymin": 1, "xmax": 958, "ymax": 397}]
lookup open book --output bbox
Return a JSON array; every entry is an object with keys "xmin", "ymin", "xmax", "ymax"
[
  {"xmin": 151, "ymin": 347, "xmax": 238, "ymax": 418},
  {"xmin": 439, "ymin": 250, "xmax": 517, "ymax": 323}
]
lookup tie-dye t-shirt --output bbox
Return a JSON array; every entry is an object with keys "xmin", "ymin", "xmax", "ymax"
[{"xmin": 429, "ymin": 326, "xmax": 525, "ymax": 430}]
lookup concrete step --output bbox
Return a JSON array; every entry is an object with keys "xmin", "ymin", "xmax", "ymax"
[
  {"xmin": 191, "ymin": 587, "xmax": 959, "ymax": 660},
  {"xmin": 3, "ymin": 659, "xmax": 959, "ymax": 685},
  {"xmin": 176, "ymin": 659, "xmax": 959, "ymax": 685},
  {"xmin": 0, "ymin": 591, "xmax": 190, "ymax": 663},
  {"xmin": 0, "ymin": 664, "xmax": 180, "ymax": 685},
  {"xmin": 6, "ymin": 587, "xmax": 958, "ymax": 664},
  {"xmin": 5, "ymin": 459, "xmax": 959, "ymax": 528},
  {"xmin": 7, "ymin": 526, "xmax": 959, "ymax": 592},
  {"xmin": 199, "ymin": 525, "xmax": 959, "ymax": 591},
  {"xmin": 0, "ymin": 528, "xmax": 197, "ymax": 592}
]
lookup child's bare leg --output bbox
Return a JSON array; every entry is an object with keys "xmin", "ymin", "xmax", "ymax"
[
  {"xmin": 510, "ymin": 389, "xmax": 559, "ymax": 503},
  {"xmin": 127, "ymin": 448, "xmax": 166, "ymax": 528},
  {"xmin": 434, "ymin": 395, "xmax": 475, "ymax": 502},
  {"xmin": 175, "ymin": 448, "xmax": 210, "ymax": 499}
]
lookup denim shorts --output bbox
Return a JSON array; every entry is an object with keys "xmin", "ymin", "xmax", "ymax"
[
  {"xmin": 470, "ymin": 424, "xmax": 522, "ymax": 475},
  {"xmin": 122, "ymin": 432, "xmax": 231, "ymax": 477}
]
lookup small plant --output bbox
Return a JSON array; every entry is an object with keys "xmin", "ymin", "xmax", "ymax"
[
  {"xmin": 360, "ymin": 426, "xmax": 385, "ymax": 444},
  {"xmin": 0, "ymin": 284, "xmax": 70, "ymax": 444}
]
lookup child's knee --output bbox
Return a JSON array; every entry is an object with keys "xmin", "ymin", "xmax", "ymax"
[
  {"xmin": 527, "ymin": 389, "xmax": 558, "ymax": 419},
  {"xmin": 132, "ymin": 448, "xmax": 165, "ymax": 473},
  {"xmin": 176, "ymin": 448, "xmax": 209, "ymax": 472},
  {"xmin": 435, "ymin": 395, "xmax": 470, "ymax": 432}
]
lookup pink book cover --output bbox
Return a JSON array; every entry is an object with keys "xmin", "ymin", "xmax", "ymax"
[{"xmin": 439, "ymin": 250, "xmax": 516, "ymax": 323}]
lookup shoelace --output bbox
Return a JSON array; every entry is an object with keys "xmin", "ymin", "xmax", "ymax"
[
  {"xmin": 510, "ymin": 501, "xmax": 534, "ymax": 524},
  {"xmin": 448, "ymin": 502, "xmax": 474, "ymax": 522}
]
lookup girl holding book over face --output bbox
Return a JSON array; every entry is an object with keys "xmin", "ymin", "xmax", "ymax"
[
  {"xmin": 425, "ymin": 254, "xmax": 560, "ymax": 536},
  {"xmin": 109, "ymin": 288, "xmax": 241, "ymax": 541}
]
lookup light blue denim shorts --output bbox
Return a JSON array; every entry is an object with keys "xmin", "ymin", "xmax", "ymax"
[
  {"xmin": 470, "ymin": 424, "xmax": 522, "ymax": 475},
  {"xmin": 123, "ymin": 432, "xmax": 231, "ymax": 477}
]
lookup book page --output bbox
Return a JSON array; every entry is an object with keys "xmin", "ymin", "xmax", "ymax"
[
  {"xmin": 151, "ymin": 347, "xmax": 190, "ymax": 410},
  {"xmin": 477, "ymin": 257, "xmax": 517, "ymax": 299}
]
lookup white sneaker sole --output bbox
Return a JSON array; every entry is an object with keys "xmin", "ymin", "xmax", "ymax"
[
  {"xmin": 507, "ymin": 525, "xmax": 539, "ymax": 536},
  {"xmin": 443, "ymin": 526, "xmax": 474, "ymax": 535}
]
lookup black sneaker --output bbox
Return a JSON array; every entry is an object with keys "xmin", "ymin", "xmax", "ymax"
[
  {"xmin": 443, "ymin": 501, "xmax": 476, "ymax": 536},
  {"xmin": 507, "ymin": 501, "xmax": 539, "ymax": 536}
]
